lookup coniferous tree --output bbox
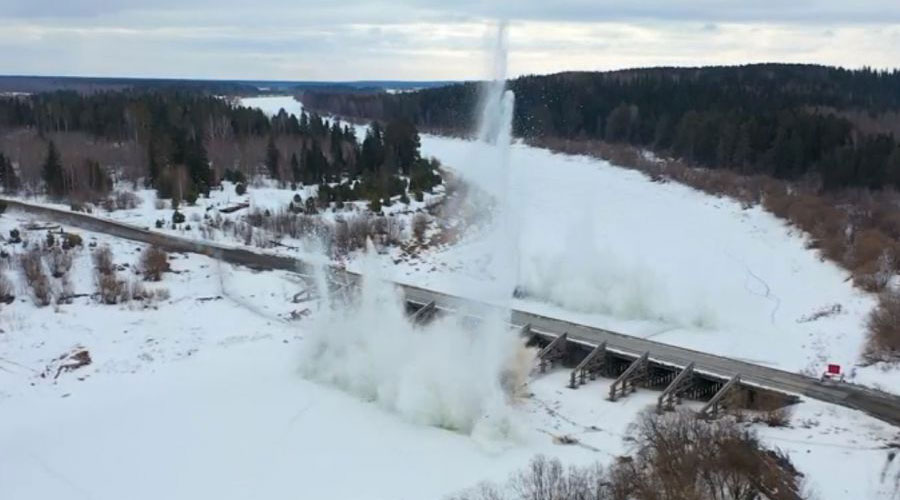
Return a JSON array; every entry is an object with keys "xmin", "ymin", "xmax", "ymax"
[
  {"xmin": 330, "ymin": 121, "xmax": 344, "ymax": 174},
  {"xmin": 343, "ymin": 125, "xmax": 356, "ymax": 144},
  {"xmin": 605, "ymin": 103, "xmax": 636, "ymax": 143},
  {"xmin": 383, "ymin": 119, "xmax": 420, "ymax": 175},
  {"xmin": 290, "ymin": 152, "xmax": 301, "ymax": 184},
  {"xmin": 42, "ymin": 141, "xmax": 66, "ymax": 198},
  {"xmin": 309, "ymin": 113, "xmax": 326, "ymax": 137},
  {"xmin": 266, "ymin": 136, "xmax": 280, "ymax": 181},
  {"xmin": 0, "ymin": 153, "xmax": 20, "ymax": 194},
  {"xmin": 146, "ymin": 146, "xmax": 160, "ymax": 189},
  {"xmin": 886, "ymin": 147, "xmax": 900, "ymax": 188},
  {"xmin": 299, "ymin": 112, "xmax": 310, "ymax": 135},
  {"xmin": 184, "ymin": 137, "xmax": 212, "ymax": 196},
  {"xmin": 303, "ymin": 142, "xmax": 327, "ymax": 185},
  {"xmin": 361, "ymin": 122, "xmax": 384, "ymax": 174},
  {"xmin": 84, "ymin": 159, "xmax": 112, "ymax": 196}
]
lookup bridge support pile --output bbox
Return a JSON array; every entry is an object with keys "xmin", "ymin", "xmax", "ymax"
[
  {"xmin": 569, "ymin": 342, "xmax": 607, "ymax": 388},
  {"xmin": 609, "ymin": 351, "xmax": 649, "ymax": 401},
  {"xmin": 656, "ymin": 362, "xmax": 695, "ymax": 412},
  {"xmin": 698, "ymin": 373, "xmax": 742, "ymax": 419},
  {"xmin": 537, "ymin": 332, "xmax": 569, "ymax": 373},
  {"xmin": 408, "ymin": 300, "xmax": 437, "ymax": 325}
]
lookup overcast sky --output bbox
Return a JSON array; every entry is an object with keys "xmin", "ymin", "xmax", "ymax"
[{"xmin": 1, "ymin": 1, "xmax": 899, "ymax": 81}]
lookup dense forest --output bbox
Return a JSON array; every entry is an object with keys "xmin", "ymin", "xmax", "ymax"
[
  {"xmin": 301, "ymin": 64, "xmax": 900, "ymax": 191},
  {"xmin": 0, "ymin": 90, "xmax": 441, "ymax": 207}
]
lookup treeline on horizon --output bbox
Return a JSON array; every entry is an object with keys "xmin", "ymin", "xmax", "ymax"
[
  {"xmin": 0, "ymin": 90, "xmax": 441, "ymax": 207},
  {"xmin": 301, "ymin": 63, "xmax": 900, "ymax": 191},
  {"xmin": 0, "ymin": 75, "xmax": 455, "ymax": 98},
  {"xmin": 0, "ymin": 75, "xmax": 263, "ymax": 96}
]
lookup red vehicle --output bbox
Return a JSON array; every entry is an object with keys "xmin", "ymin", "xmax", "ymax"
[{"xmin": 821, "ymin": 363, "xmax": 845, "ymax": 383}]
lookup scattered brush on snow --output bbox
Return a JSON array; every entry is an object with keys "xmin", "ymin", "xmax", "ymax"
[
  {"xmin": 41, "ymin": 347, "xmax": 92, "ymax": 380},
  {"xmin": 19, "ymin": 247, "xmax": 52, "ymax": 306},
  {"xmin": 551, "ymin": 434, "xmax": 579, "ymax": 445},
  {"xmin": 129, "ymin": 278, "xmax": 170, "ymax": 304},
  {"xmin": 451, "ymin": 411, "xmax": 805, "ymax": 500},
  {"xmin": 93, "ymin": 245, "xmax": 170, "ymax": 305},
  {"xmin": 796, "ymin": 303, "xmax": 843, "ymax": 323},
  {"xmin": 241, "ymin": 206, "xmax": 416, "ymax": 257},
  {"xmin": 92, "ymin": 245, "xmax": 115, "ymax": 276},
  {"xmin": 96, "ymin": 269, "xmax": 127, "ymax": 304},
  {"xmin": 93, "ymin": 245, "xmax": 126, "ymax": 304},
  {"xmin": 102, "ymin": 191, "xmax": 142, "ymax": 212},
  {"xmin": 449, "ymin": 455, "xmax": 608, "ymax": 500},
  {"xmin": 865, "ymin": 290, "xmax": 900, "ymax": 363},
  {"xmin": 299, "ymin": 241, "xmax": 535, "ymax": 442},
  {"xmin": 44, "ymin": 246, "xmax": 72, "ymax": 278},
  {"xmin": 12, "ymin": 234, "xmax": 83, "ymax": 306}
]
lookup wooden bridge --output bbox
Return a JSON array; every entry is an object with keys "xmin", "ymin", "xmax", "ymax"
[{"xmin": 410, "ymin": 305, "xmax": 793, "ymax": 417}]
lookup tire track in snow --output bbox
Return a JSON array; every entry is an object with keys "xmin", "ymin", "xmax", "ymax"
[
  {"xmin": 27, "ymin": 452, "xmax": 95, "ymax": 500},
  {"xmin": 725, "ymin": 252, "xmax": 782, "ymax": 326}
]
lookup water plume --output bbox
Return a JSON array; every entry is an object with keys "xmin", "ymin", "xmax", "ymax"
[
  {"xmin": 299, "ymin": 242, "xmax": 532, "ymax": 442},
  {"xmin": 459, "ymin": 21, "xmax": 519, "ymax": 309},
  {"xmin": 298, "ymin": 23, "xmax": 531, "ymax": 443}
]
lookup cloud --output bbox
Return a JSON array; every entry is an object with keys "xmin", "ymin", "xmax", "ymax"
[
  {"xmin": 0, "ymin": 0, "xmax": 898, "ymax": 79},
  {"xmin": 5, "ymin": 0, "xmax": 900, "ymax": 23}
]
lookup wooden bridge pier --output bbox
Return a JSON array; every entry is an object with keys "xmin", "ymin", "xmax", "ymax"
[
  {"xmin": 656, "ymin": 362, "xmax": 695, "ymax": 412},
  {"xmin": 569, "ymin": 342, "xmax": 607, "ymax": 388},
  {"xmin": 698, "ymin": 373, "xmax": 742, "ymax": 419},
  {"xmin": 537, "ymin": 332, "xmax": 569, "ymax": 373},
  {"xmin": 608, "ymin": 351, "xmax": 649, "ymax": 401},
  {"xmin": 408, "ymin": 300, "xmax": 436, "ymax": 325}
]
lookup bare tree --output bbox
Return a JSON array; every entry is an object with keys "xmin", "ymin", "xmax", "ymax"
[
  {"xmin": 92, "ymin": 246, "xmax": 115, "ymax": 276},
  {"xmin": 866, "ymin": 290, "xmax": 900, "ymax": 362},
  {"xmin": 139, "ymin": 246, "xmax": 169, "ymax": 281},
  {"xmin": 20, "ymin": 247, "xmax": 52, "ymax": 306},
  {"xmin": 613, "ymin": 410, "xmax": 803, "ymax": 500},
  {"xmin": 44, "ymin": 246, "xmax": 73, "ymax": 278}
]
